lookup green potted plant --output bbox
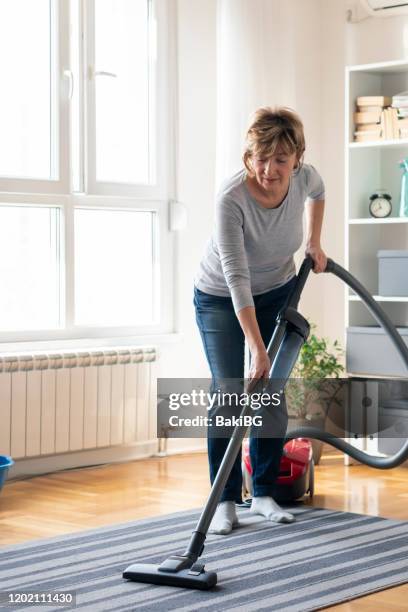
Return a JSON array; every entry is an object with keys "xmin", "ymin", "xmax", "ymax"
[{"xmin": 286, "ymin": 324, "xmax": 344, "ymax": 465}]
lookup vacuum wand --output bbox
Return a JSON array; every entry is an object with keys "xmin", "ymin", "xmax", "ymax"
[{"xmin": 286, "ymin": 255, "xmax": 314, "ymax": 309}]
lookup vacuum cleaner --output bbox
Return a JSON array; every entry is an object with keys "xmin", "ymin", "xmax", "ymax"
[
  {"xmin": 242, "ymin": 437, "xmax": 314, "ymax": 501},
  {"xmin": 123, "ymin": 256, "xmax": 408, "ymax": 590}
]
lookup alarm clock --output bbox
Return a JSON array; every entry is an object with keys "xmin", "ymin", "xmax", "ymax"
[{"xmin": 369, "ymin": 192, "xmax": 392, "ymax": 218}]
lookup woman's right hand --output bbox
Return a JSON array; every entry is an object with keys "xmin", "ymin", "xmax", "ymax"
[{"xmin": 248, "ymin": 347, "xmax": 271, "ymax": 392}]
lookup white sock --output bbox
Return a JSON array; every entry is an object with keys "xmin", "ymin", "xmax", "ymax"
[
  {"xmin": 209, "ymin": 501, "xmax": 239, "ymax": 535},
  {"xmin": 250, "ymin": 496, "xmax": 295, "ymax": 523}
]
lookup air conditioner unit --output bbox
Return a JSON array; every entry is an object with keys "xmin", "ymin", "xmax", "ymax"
[{"xmin": 360, "ymin": 0, "xmax": 408, "ymax": 16}]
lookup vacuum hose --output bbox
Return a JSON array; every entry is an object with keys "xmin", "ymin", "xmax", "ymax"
[{"xmin": 286, "ymin": 258, "xmax": 408, "ymax": 469}]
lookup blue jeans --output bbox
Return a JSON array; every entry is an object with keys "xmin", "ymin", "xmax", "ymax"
[{"xmin": 194, "ymin": 276, "xmax": 296, "ymax": 503}]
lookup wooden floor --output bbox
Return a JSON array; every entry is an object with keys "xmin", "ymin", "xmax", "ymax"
[{"xmin": 1, "ymin": 450, "xmax": 408, "ymax": 610}]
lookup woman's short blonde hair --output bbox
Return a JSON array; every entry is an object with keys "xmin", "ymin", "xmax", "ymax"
[{"xmin": 243, "ymin": 107, "xmax": 305, "ymax": 175}]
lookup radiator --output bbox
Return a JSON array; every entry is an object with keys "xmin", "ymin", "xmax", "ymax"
[{"xmin": 0, "ymin": 347, "xmax": 157, "ymax": 459}]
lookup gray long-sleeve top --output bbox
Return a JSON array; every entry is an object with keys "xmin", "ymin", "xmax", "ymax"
[{"xmin": 195, "ymin": 164, "xmax": 325, "ymax": 313}]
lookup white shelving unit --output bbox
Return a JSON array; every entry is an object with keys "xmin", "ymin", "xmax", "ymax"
[
  {"xmin": 349, "ymin": 137, "xmax": 408, "ymax": 150},
  {"xmin": 349, "ymin": 295, "xmax": 408, "ymax": 302},
  {"xmin": 345, "ymin": 59, "xmax": 408, "ymax": 459},
  {"xmin": 346, "ymin": 59, "xmax": 408, "ymax": 331},
  {"xmin": 349, "ymin": 217, "xmax": 408, "ymax": 224}
]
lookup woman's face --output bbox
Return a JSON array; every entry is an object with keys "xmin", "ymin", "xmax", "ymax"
[{"xmin": 250, "ymin": 149, "xmax": 298, "ymax": 193}]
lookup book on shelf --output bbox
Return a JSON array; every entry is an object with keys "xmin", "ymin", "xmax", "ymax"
[
  {"xmin": 354, "ymin": 130, "xmax": 381, "ymax": 142},
  {"xmin": 353, "ymin": 110, "xmax": 382, "ymax": 124},
  {"xmin": 378, "ymin": 107, "xmax": 399, "ymax": 140},
  {"xmin": 398, "ymin": 116, "xmax": 408, "ymax": 138},
  {"xmin": 356, "ymin": 95, "xmax": 392, "ymax": 107},
  {"xmin": 391, "ymin": 108, "xmax": 400, "ymax": 139},
  {"xmin": 380, "ymin": 110, "xmax": 386, "ymax": 140},
  {"xmin": 392, "ymin": 91, "xmax": 408, "ymax": 108},
  {"xmin": 398, "ymin": 116, "xmax": 408, "ymax": 127},
  {"xmin": 356, "ymin": 105, "xmax": 383, "ymax": 113},
  {"xmin": 392, "ymin": 91, "xmax": 408, "ymax": 130},
  {"xmin": 385, "ymin": 108, "xmax": 392, "ymax": 139},
  {"xmin": 356, "ymin": 123, "xmax": 382, "ymax": 132}
]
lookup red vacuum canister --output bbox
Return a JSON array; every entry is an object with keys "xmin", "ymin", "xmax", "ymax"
[{"xmin": 242, "ymin": 438, "xmax": 314, "ymax": 501}]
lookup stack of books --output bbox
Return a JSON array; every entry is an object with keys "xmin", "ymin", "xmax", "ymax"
[
  {"xmin": 354, "ymin": 94, "xmax": 408, "ymax": 142},
  {"xmin": 354, "ymin": 96, "xmax": 391, "ymax": 142},
  {"xmin": 392, "ymin": 91, "xmax": 408, "ymax": 139}
]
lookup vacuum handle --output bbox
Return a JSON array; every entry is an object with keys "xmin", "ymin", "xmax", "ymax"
[
  {"xmin": 324, "ymin": 257, "xmax": 335, "ymax": 273},
  {"xmin": 286, "ymin": 256, "xmax": 314, "ymax": 308}
]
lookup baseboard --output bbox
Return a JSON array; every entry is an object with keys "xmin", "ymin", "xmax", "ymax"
[
  {"xmin": 8, "ymin": 439, "xmax": 208, "ymax": 480},
  {"xmin": 8, "ymin": 441, "xmax": 159, "ymax": 480},
  {"xmin": 164, "ymin": 438, "xmax": 207, "ymax": 455}
]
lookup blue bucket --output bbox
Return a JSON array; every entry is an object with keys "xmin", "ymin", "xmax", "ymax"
[{"xmin": 0, "ymin": 456, "xmax": 14, "ymax": 492}]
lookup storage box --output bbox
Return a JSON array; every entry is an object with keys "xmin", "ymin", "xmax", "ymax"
[
  {"xmin": 378, "ymin": 399, "xmax": 408, "ymax": 456},
  {"xmin": 377, "ymin": 250, "xmax": 408, "ymax": 296},
  {"xmin": 347, "ymin": 326, "xmax": 408, "ymax": 376}
]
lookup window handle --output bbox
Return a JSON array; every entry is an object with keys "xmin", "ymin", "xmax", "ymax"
[
  {"xmin": 93, "ymin": 70, "xmax": 118, "ymax": 78},
  {"xmin": 63, "ymin": 69, "xmax": 74, "ymax": 99}
]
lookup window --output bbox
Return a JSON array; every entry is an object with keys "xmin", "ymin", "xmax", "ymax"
[
  {"xmin": 0, "ymin": 0, "xmax": 70, "ymax": 193},
  {"xmin": 0, "ymin": 206, "xmax": 62, "ymax": 330},
  {"xmin": 0, "ymin": 0, "xmax": 175, "ymax": 346},
  {"xmin": 84, "ymin": 0, "xmax": 170, "ymax": 198},
  {"xmin": 74, "ymin": 209, "xmax": 156, "ymax": 326},
  {"xmin": 0, "ymin": 1, "xmax": 53, "ymax": 180},
  {"xmin": 94, "ymin": 0, "xmax": 150, "ymax": 184}
]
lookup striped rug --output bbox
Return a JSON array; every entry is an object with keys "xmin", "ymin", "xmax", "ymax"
[{"xmin": 1, "ymin": 505, "xmax": 408, "ymax": 612}]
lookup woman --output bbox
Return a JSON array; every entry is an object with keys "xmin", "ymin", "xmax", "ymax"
[{"xmin": 194, "ymin": 107, "xmax": 327, "ymax": 535}]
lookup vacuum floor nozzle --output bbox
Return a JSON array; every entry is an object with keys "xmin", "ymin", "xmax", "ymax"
[{"xmin": 123, "ymin": 563, "xmax": 217, "ymax": 590}]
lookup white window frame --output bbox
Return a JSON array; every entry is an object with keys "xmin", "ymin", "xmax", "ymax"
[
  {"xmin": 0, "ymin": 0, "xmax": 177, "ymax": 349},
  {"xmin": 0, "ymin": 0, "xmax": 71, "ymax": 195}
]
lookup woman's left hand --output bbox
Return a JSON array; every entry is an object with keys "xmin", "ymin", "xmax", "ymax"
[{"xmin": 305, "ymin": 244, "xmax": 327, "ymax": 273}]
